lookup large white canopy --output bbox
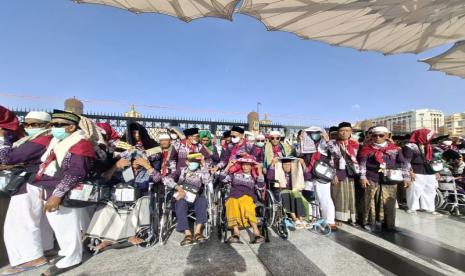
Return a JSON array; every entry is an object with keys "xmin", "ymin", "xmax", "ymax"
[
  {"xmin": 422, "ymin": 41, "xmax": 465, "ymax": 79},
  {"xmin": 73, "ymin": 0, "xmax": 240, "ymax": 22},
  {"xmin": 239, "ymin": 0, "xmax": 465, "ymax": 54}
]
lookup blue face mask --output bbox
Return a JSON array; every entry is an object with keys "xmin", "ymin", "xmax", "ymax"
[
  {"xmin": 256, "ymin": 142, "xmax": 265, "ymax": 148},
  {"xmin": 188, "ymin": 162, "xmax": 200, "ymax": 171},
  {"xmin": 51, "ymin": 127, "xmax": 70, "ymax": 140},
  {"xmin": 310, "ymin": 133, "xmax": 321, "ymax": 141},
  {"xmin": 25, "ymin": 128, "xmax": 44, "ymax": 137}
]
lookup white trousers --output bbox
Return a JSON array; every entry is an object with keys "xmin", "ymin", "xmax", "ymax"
[
  {"xmin": 313, "ymin": 181, "xmax": 336, "ymax": 224},
  {"xmin": 406, "ymin": 174, "xmax": 438, "ymax": 212},
  {"xmin": 4, "ymin": 184, "xmax": 82, "ymax": 268},
  {"xmin": 4, "ymin": 185, "xmax": 54, "ymax": 267}
]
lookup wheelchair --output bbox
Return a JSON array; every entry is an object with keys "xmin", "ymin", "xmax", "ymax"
[
  {"xmin": 158, "ymin": 182, "xmax": 215, "ymax": 245},
  {"xmin": 85, "ymin": 181, "xmax": 160, "ymax": 253},
  {"xmin": 216, "ymin": 181, "xmax": 283, "ymax": 243},
  {"xmin": 436, "ymin": 168, "xmax": 465, "ymax": 216}
]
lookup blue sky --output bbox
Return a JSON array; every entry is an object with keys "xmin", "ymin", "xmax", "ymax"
[{"xmin": 1, "ymin": 0, "xmax": 464, "ymax": 126}]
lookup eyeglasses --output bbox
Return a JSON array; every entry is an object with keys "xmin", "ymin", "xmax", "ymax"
[
  {"xmin": 230, "ymin": 135, "xmax": 239, "ymax": 138},
  {"xmin": 371, "ymin": 134, "xmax": 386, "ymax": 138},
  {"xmin": 50, "ymin": 123, "xmax": 71, "ymax": 128},
  {"xmin": 256, "ymin": 140, "xmax": 265, "ymax": 142},
  {"xmin": 271, "ymin": 137, "xmax": 281, "ymax": 141},
  {"xmin": 23, "ymin": 122, "xmax": 46, "ymax": 128}
]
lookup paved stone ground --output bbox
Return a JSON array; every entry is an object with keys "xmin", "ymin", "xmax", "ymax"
[{"xmin": 5, "ymin": 210, "xmax": 465, "ymax": 276}]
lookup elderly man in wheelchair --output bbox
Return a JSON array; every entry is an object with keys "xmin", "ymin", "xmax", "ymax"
[
  {"xmin": 85, "ymin": 150, "xmax": 163, "ymax": 253},
  {"xmin": 219, "ymin": 156, "xmax": 266, "ymax": 244},
  {"xmin": 266, "ymin": 157, "xmax": 310, "ymax": 230},
  {"xmin": 173, "ymin": 153, "xmax": 212, "ymax": 246}
]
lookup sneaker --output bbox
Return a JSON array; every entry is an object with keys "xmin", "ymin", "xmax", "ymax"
[{"xmin": 406, "ymin": 210, "xmax": 417, "ymax": 215}]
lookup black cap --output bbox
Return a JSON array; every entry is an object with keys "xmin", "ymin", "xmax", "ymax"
[
  {"xmin": 222, "ymin": 130, "xmax": 231, "ymax": 138},
  {"xmin": 231, "ymin": 126, "xmax": 245, "ymax": 134},
  {"xmin": 329, "ymin": 126, "xmax": 339, "ymax": 133},
  {"xmin": 183, "ymin": 128, "xmax": 199, "ymax": 137},
  {"xmin": 338, "ymin": 122, "xmax": 352, "ymax": 129},
  {"xmin": 280, "ymin": 157, "xmax": 297, "ymax": 163},
  {"xmin": 52, "ymin": 109, "xmax": 80, "ymax": 125}
]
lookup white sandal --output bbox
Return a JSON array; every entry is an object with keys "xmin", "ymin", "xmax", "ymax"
[{"xmin": 295, "ymin": 220, "xmax": 305, "ymax": 229}]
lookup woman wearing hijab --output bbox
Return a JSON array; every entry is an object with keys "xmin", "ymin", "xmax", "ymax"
[
  {"xmin": 220, "ymin": 156, "xmax": 265, "ymax": 244},
  {"xmin": 402, "ymin": 129, "xmax": 440, "ymax": 215},
  {"xmin": 121, "ymin": 121, "xmax": 158, "ymax": 151},
  {"xmin": 199, "ymin": 130, "xmax": 220, "ymax": 166}
]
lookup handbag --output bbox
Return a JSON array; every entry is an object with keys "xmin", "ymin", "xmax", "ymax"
[
  {"xmin": 419, "ymin": 146, "xmax": 443, "ymax": 174},
  {"xmin": 182, "ymin": 184, "xmax": 200, "ymax": 203},
  {"xmin": 341, "ymin": 150, "xmax": 357, "ymax": 177},
  {"xmin": 1, "ymin": 166, "xmax": 37, "ymax": 196},
  {"xmin": 383, "ymin": 169, "xmax": 404, "ymax": 184},
  {"xmin": 312, "ymin": 160, "xmax": 336, "ymax": 183},
  {"xmin": 62, "ymin": 179, "xmax": 103, "ymax": 208},
  {"xmin": 113, "ymin": 183, "xmax": 140, "ymax": 204}
]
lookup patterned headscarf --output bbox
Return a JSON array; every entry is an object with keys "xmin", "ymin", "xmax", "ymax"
[{"xmin": 199, "ymin": 130, "xmax": 214, "ymax": 152}]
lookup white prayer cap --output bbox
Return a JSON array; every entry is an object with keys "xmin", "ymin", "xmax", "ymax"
[
  {"xmin": 371, "ymin": 126, "xmax": 390, "ymax": 134},
  {"xmin": 256, "ymin": 134, "xmax": 265, "ymax": 140},
  {"xmin": 442, "ymin": 140, "xmax": 453, "ymax": 146},
  {"xmin": 304, "ymin": 126, "xmax": 323, "ymax": 132},
  {"xmin": 158, "ymin": 133, "xmax": 171, "ymax": 140},
  {"xmin": 25, "ymin": 111, "xmax": 51, "ymax": 122},
  {"xmin": 270, "ymin": 130, "xmax": 282, "ymax": 137}
]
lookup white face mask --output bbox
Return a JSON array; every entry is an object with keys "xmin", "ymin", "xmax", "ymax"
[
  {"xmin": 232, "ymin": 137, "xmax": 241, "ymax": 144},
  {"xmin": 256, "ymin": 142, "xmax": 265, "ymax": 148}
]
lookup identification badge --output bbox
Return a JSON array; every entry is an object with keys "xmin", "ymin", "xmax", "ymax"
[
  {"xmin": 185, "ymin": 191, "xmax": 197, "ymax": 203},
  {"xmin": 122, "ymin": 167, "xmax": 135, "ymax": 183}
]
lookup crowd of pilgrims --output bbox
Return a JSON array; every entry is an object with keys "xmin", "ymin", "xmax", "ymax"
[{"xmin": 1, "ymin": 105, "xmax": 464, "ymax": 275}]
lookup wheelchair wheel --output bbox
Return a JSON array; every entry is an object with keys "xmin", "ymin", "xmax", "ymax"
[
  {"xmin": 159, "ymin": 209, "xmax": 174, "ymax": 245},
  {"xmin": 435, "ymin": 189, "xmax": 445, "ymax": 210},
  {"xmin": 276, "ymin": 218, "xmax": 289, "ymax": 240},
  {"xmin": 315, "ymin": 220, "xmax": 331, "ymax": 236},
  {"xmin": 263, "ymin": 190, "xmax": 277, "ymax": 227}
]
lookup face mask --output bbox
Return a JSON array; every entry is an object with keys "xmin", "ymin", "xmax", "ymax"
[
  {"xmin": 170, "ymin": 134, "xmax": 178, "ymax": 140},
  {"xmin": 188, "ymin": 162, "xmax": 200, "ymax": 171},
  {"xmin": 231, "ymin": 137, "xmax": 241, "ymax": 144},
  {"xmin": 256, "ymin": 142, "xmax": 265, "ymax": 148},
  {"xmin": 25, "ymin": 128, "xmax": 44, "ymax": 137},
  {"xmin": 51, "ymin": 127, "xmax": 70, "ymax": 140},
  {"xmin": 191, "ymin": 140, "xmax": 199, "ymax": 145},
  {"xmin": 310, "ymin": 133, "xmax": 321, "ymax": 141}
]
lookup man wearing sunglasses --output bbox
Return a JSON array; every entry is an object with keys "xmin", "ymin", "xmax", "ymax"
[
  {"xmin": 263, "ymin": 130, "xmax": 291, "ymax": 169},
  {"xmin": 4, "ymin": 110, "xmax": 96, "ymax": 276},
  {"xmin": 358, "ymin": 126, "xmax": 410, "ymax": 232}
]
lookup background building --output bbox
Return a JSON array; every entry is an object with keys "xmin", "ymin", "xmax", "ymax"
[
  {"xmin": 366, "ymin": 109, "xmax": 444, "ymax": 134},
  {"xmin": 444, "ymin": 112, "xmax": 465, "ymax": 136}
]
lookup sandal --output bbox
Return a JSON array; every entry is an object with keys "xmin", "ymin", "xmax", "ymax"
[
  {"xmin": 40, "ymin": 263, "xmax": 81, "ymax": 276},
  {"xmin": 180, "ymin": 235, "xmax": 193, "ymax": 247},
  {"xmin": 251, "ymin": 235, "xmax": 265, "ymax": 244},
  {"xmin": 295, "ymin": 220, "xmax": 305, "ymax": 230},
  {"xmin": 1, "ymin": 261, "xmax": 48, "ymax": 276},
  {"xmin": 194, "ymin": 233, "xmax": 207, "ymax": 243},
  {"xmin": 304, "ymin": 221, "xmax": 312, "ymax": 230},
  {"xmin": 226, "ymin": 235, "xmax": 242, "ymax": 244}
]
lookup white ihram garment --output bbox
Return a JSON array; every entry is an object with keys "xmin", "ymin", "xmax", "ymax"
[{"xmin": 406, "ymin": 174, "xmax": 438, "ymax": 212}]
